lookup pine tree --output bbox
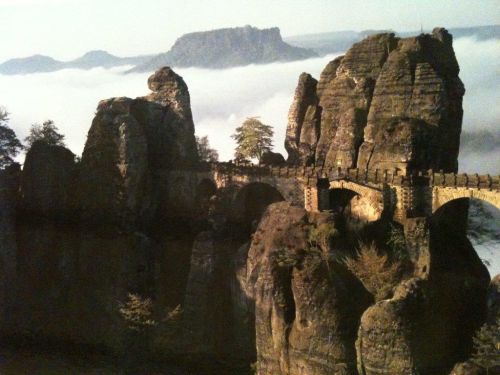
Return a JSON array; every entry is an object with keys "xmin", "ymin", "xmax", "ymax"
[
  {"xmin": 0, "ymin": 107, "xmax": 23, "ymax": 169},
  {"xmin": 231, "ymin": 117, "xmax": 274, "ymax": 162},
  {"xmin": 196, "ymin": 135, "xmax": 219, "ymax": 162},
  {"xmin": 471, "ymin": 317, "xmax": 500, "ymax": 374},
  {"xmin": 25, "ymin": 120, "xmax": 65, "ymax": 148}
]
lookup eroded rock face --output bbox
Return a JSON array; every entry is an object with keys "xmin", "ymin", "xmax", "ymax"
[
  {"xmin": 247, "ymin": 202, "xmax": 371, "ymax": 375},
  {"xmin": 286, "ymin": 28, "xmax": 464, "ymax": 173},
  {"xmin": 20, "ymin": 141, "xmax": 77, "ymax": 216},
  {"xmin": 0, "ymin": 164, "xmax": 20, "ymax": 326},
  {"xmin": 260, "ymin": 150, "xmax": 286, "ymax": 165},
  {"xmin": 285, "ymin": 73, "xmax": 320, "ymax": 165},
  {"xmin": 487, "ymin": 274, "xmax": 500, "ymax": 322},
  {"xmin": 80, "ymin": 67, "xmax": 198, "ymax": 225},
  {"xmin": 356, "ymin": 213, "xmax": 490, "ymax": 375}
]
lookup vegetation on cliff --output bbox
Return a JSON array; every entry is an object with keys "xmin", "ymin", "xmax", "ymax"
[
  {"xmin": 0, "ymin": 107, "xmax": 23, "ymax": 168},
  {"xmin": 25, "ymin": 120, "xmax": 66, "ymax": 148},
  {"xmin": 232, "ymin": 117, "xmax": 274, "ymax": 162}
]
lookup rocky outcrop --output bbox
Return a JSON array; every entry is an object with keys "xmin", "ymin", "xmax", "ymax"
[
  {"xmin": 286, "ymin": 28, "xmax": 464, "ymax": 173},
  {"xmin": 130, "ymin": 26, "xmax": 317, "ymax": 72},
  {"xmin": 285, "ymin": 73, "xmax": 320, "ymax": 165},
  {"xmin": 247, "ymin": 202, "xmax": 371, "ymax": 375},
  {"xmin": 356, "ymin": 205, "xmax": 489, "ymax": 374},
  {"xmin": 0, "ymin": 164, "xmax": 20, "ymax": 326},
  {"xmin": 0, "ymin": 31, "xmax": 491, "ymax": 375},
  {"xmin": 487, "ymin": 274, "xmax": 500, "ymax": 322},
  {"xmin": 20, "ymin": 141, "xmax": 77, "ymax": 217},
  {"xmin": 246, "ymin": 196, "xmax": 490, "ymax": 375},
  {"xmin": 260, "ymin": 150, "xmax": 286, "ymax": 165},
  {"xmin": 80, "ymin": 67, "xmax": 197, "ymax": 225}
]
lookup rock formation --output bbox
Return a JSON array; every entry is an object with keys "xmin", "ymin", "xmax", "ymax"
[
  {"xmin": 0, "ymin": 28, "xmax": 494, "ymax": 375},
  {"xmin": 286, "ymin": 28, "xmax": 465, "ymax": 173},
  {"xmin": 260, "ymin": 150, "xmax": 286, "ymax": 165},
  {"xmin": 80, "ymin": 66, "xmax": 197, "ymax": 225},
  {"xmin": 246, "ymin": 203, "xmax": 372, "ymax": 374},
  {"xmin": 130, "ymin": 26, "xmax": 317, "ymax": 72},
  {"xmin": 20, "ymin": 141, "xmax": 77, "ymax": 217}
]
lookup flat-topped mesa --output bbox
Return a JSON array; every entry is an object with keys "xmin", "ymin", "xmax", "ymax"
[
  {"xmin": 286, "ymin": 27, "xmax": 464, "ymax": 174},
  {"xmin": 80, "ymin": 67, "xmax": 197, "ymax": 225}
]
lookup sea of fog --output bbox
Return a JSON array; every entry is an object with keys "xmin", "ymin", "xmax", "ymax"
[
  {"xmin": 0, "ymin": 37, "xmax": 498, "ymax": 170},
  {"xmin": 0, "ymin": 36, "xmax": 498, "ymax": 276}
]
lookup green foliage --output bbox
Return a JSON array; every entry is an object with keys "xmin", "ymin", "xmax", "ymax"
[
  {"xmin": 343, "ymin": 242, "xmax": 402, "ymax": 301},
  {"xmin": 308, "ymin": 222, "xmax": 338, "ymax": 275},
  {"xmin": 196, "ymin": 135, "xmax": 219, "ymax": 162},
  {"xmin": 272, "ymin": 248, "xmax": 299, "ymax": 268},
  {"xmin": 386, "ymin": 223, "xmax": 407, "ymax": 260},
  {"xmin": 25, "ymin": 119, "xmax": 65, "ymax": 148},
  {"xmin": 471, "ymin": 317, "xmax": 500, "ymax": 373},
  {"xmin": 308, "ymin": 222, "xmax": 338, "ymax": 252},
  {"xmin": 0, "ymin": 107, "xmax": 23, "ymax": 169},
  {"xmin": 119, "ymin": 293, "xmax": 157, "ymax": 332},
  {"xmin": 231, "ymin": 117, "xmax": 274, "ymax": 162}
]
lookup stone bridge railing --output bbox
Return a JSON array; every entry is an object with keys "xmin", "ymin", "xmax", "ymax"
[{"xmin": 196, "ymin": 162, "xmax": 500, "ymax": 190}]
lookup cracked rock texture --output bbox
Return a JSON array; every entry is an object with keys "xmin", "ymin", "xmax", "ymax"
[
  {"xmin": 246, "ymin": 202, "xmax": 371, "ymax": 375},
  {"xmin": 80, "ymin": 66, "xmax": 198, "ymax": 225},
  {"xmin": 286, "ymin": 28, "xmax": 464, "ymax": 173}
]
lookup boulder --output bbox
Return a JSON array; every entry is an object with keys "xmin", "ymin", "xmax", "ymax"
[{"xmin": 260, "ymin": 150, "xmax": 286, "ymax": 165}]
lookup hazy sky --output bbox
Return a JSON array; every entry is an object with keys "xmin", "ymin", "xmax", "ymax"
[{"xmin": 0, "ymin": 0, "xmax": 498, "ymax": 62}]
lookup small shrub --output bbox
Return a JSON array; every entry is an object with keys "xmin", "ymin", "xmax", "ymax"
[
  {"xmin": 343, "ymin": 242, "xmax": 402, "ymax": 300},
  {"xmin": 386, "ymin": 223, "xmax": 407, "ymax": 260},
  {"xmin": 308, "ymin": 222, "xmax": 338, "ymax": 251},
  {"xmin": 308, "ymin": 222, "xmax": 338, "ymax": 273},
  {"xmin": 471, "ymin": 317, "xmax": 500, "ymax": 374},
  {"xmin": 272, "ymin": 248, "xmax": 298, "ymax": 268},
  {"xmin": 119, "ymin": 293, "xmax": 157, "ymax": 332}
]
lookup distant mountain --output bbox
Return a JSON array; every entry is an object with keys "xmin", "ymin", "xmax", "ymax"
[
  {"xmin": 65, "ymin": 50, "xmax": 150, "ymax": 69},
  {"xmin": 129, "ymin": 26, "xmax": 317, "ymax": 73},
  {"xmin": 285, "ymin": 24, "xmax": 500, "ymax": 55},
  {"xmin": 0, "ymin": 55, "xmax": 63, "ymax": 75},
  {"xmin": 0, "ymin": 50, "xmax": 153, "ymax": 75}
]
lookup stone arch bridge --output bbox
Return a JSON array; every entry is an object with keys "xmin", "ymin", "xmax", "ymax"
[
  {"xmin": 167, "ymin": 162, "xmax": 500, "ymax": 224},
  {"xmin": 165, "ymin": 162, "xmax": 499, "ymax": 276}
]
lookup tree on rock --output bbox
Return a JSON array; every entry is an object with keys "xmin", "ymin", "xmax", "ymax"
[
  {"xmin": 471, "ymin": 317, "xmax": 500, "ymax": 374},
  {"xmin": 231, "ymin": 117, "xmax": 273, "ymax": 163},
  {"xmin": 0, "ymin": 107, "xmax": 23, "ymax": 169},
  {"xmin": 196, "ymin": 135, "xmax": 219, "ymax": 162},
  {"xmin": 25, "ymin": 120, "xmax": 65, "ymax": 148}
]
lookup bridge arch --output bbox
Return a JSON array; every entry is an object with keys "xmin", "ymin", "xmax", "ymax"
[
  {"xmin": 232, "ymin": 182, "xmax": 285, "ymax": 231},
  {"xmin": 432, "ymin": 187, "xmax": 500, "ymax": 213},
  {"xmin": 326, "ymin": 180, "xmax": 384, "ymax": 222}
]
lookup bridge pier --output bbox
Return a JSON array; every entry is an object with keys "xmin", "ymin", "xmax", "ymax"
[{"xmin": 403, "ymin": 217, "xmax": 431, "ymax": 278}]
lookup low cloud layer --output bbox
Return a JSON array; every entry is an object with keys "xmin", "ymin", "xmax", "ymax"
[{"xmin": 0, "ymin": 36, "xmax": 498, "ymax": 173}]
